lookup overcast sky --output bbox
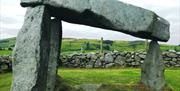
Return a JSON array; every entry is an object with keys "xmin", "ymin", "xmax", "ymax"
[{"xmin": 0, "ymin": 0, "xmax": 179, "ymax": 45}]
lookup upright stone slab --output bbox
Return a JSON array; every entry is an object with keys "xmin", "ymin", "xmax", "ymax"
[
  {"xmin": 11, "ymin": 5, "xmax": 51, "ymax": 91},
  {"xmin": 141, "ymin": 41, "xmax": 165, "ymax": 91},
  {"xmin": 46, "ymin": 19, "xmax": 62, "ymax": 91}
]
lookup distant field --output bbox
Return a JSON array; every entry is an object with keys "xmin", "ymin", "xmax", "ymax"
[
  {"xmin": 0, "ymin": 68, "xmax": 180, "ymax": 91},
  {"xmin": 0, "ymin": 37, "xmax": 180, "ymax": 55}
]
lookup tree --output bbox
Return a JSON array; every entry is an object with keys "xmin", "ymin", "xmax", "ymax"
[
  {"xmin": 103, "ymin": 40, "xmax": 113, "ymax": 46},
  {"xmin": 84, "ymin": 42, "xmax": 90, "ymax": 50}
]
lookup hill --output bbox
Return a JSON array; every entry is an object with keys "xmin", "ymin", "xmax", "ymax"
[{"xmin": 0, "ymin": 37, "xmax": 180, "ymax": 55}]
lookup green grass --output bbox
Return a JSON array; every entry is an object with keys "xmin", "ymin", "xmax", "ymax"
[
  {"xmin": 0, "ymin": 37, "xmax": 16, "ymax": 49},
  {"xmin": 0, "ymin": 50, "xmax": 12, "ymax": 56},
  {"xmin": 0, "ymin": 38, "xmax": 180, "ymax": 56},
  {"xmin": 59, "ymin": 68, "xmax": 140, "ymax": 85},
  {"xmin": 0, "ymin": 73, "xmax": 12, "ymax": 91},
  {"xmin": 0, "ymin": 68, "xmax": 180, "ymax": 91}
]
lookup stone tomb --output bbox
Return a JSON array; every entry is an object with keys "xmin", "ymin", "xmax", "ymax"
[{"xmin": 11, "ymin": 0, "xmax": 170, "ymax": 91}]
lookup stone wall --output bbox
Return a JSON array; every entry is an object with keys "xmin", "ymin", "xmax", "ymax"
[
  {"xmin": 60, "ymin": 51, "xmax": 180, "ymax": 68},
  {"xmin": 0, "ymin": 56, "xmax": 12, "ymax": 73},
  {"xmin": 0, "ymin": 51, "xmax": 180, "ymax": 72}
]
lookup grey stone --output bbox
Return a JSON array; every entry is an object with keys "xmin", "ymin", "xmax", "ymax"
[
  {"xmin": 21, "ymin": 0, "xmax": 170, "ymax": 41},
  {"xmin": 75, "ymin": 84, "xmax": 101, "ymax": 91},
  {"xmin": 134, "ymin": 55, "xmax": 141, "ymax": 61},
  {"xmin": 11, "ymin": 6, "xmax": 52, "ymax": 91},
  {"xmin": 46, "ymin": 19, "xmax": 62, "ymax": 91},
  {"xmin": 177, "ymin": 61, "xmax": 180, "ymax": 65},
  {"xmin": 138, "ymin": 54, "xmax": 146, "ymax": 59},
  {"xmin": 126, "ymin": 58, "xmax": 133, "ymax": 63},
  {"xmin": 169, "ymin": 61, "xmax": 176, "ymax": 65},
  {"xmin": 94, "ymin": 60, "xmax": 101, "ymax": 68},
  {"xmin": 172, "ymin": 58, "xmax": 177, "ymax": 62},
  {"xmin": 86, "ymin": 65, "xmax": 93, "ymax": 68},
  {"xmin": 167, "ymin": 52, "xmax": 178, "ymax": 58},
  {"xmin": 141, "ymin": 41, "xmax": 165, "ymax": 91},
  {"xmin": 177, "ymin": 58, "xmax": 180, "ymax": 61},
  {"xmin": 105, "ymin": 63, "xmax": 115, "ymax": 68},
  {"xmin": 168, "ymin": 50, "xmax": 176, "ymax": 52},
  {"xmin": 176, "ymin": 52, "xmax": 180, "ymax": 56},
  {"xmin": 131, "ymin": 62, "xmax": 136, "ymax": 66},
  {"xmin": 164, "ymin": 57, "xmax": 172, "ymax": 61},
  {"xmin": 104, "ymin": 53, "xmax": 114, "ymax": 63},
  {"xmin": 114, "ymin": 56, "xmax": 125, "ymax": 66},
  {"xmin": 175, "ymin": 64, "xmax": 180, "ymax": 67}
]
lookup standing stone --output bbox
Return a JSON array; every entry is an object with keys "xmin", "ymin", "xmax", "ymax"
[
  {"xmin": 11, "ymin": 6, "xmax": 51, "ymax": 91},
  {"xmin": 141, "ymin": 41, "xmax": 165, "ymax": 91},
  {"xmin": 46, "ymin": 19, "xmax": 62, "ymax": 91}
]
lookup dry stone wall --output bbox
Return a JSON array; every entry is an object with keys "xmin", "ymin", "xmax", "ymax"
[
  {"xmin": 1, "ymin": 51, "xmax": 180, "ymax": 72},
  {"xmin": 60, "ymin": 51, "xmax": 180, "ymax": 68},
  {"xmin": 0, "ymin": 56, "xmax": 12, "ymax": 73}
]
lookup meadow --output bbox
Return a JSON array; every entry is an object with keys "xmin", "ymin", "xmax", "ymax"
[
  {"xmin": 0, "ymin": 38, "xmax": 180, "ymax": 91},
  {"xmin": 0, "ymin": 68, "xmax": 180, "ymax": 91},
  {"xmin": 0, "ymin": 37, "xmax": 180, "ymax": 56}
]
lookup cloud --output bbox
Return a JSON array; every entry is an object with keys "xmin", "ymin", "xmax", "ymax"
[{"xmin": 62, "ymin": 21, "xmax": 143, "ymax": 41}]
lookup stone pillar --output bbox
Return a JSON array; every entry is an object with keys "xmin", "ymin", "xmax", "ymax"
[
  {"xmin": 46, "ymin": 19, "xmax": 62, "ymax": 91},
  {"xmin": 11, "ymin": 5, "xmax": 52, "ymax": 91},
  {"xmin": 141, "ymin": 40, "xmax": 165, "ymax": 91}
]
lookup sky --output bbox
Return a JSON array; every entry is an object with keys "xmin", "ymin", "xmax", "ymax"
[{"xmin": 0, "ymin": 0, "xmax": 180, "ymax": 45}]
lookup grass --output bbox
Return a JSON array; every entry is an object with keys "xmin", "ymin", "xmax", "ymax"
[
  {"xmin": 1, "ymin": 38, "xmax": 180, "ymax": 56},
  {"xmin": 0, "ymin": 37, "xmax": 16, "ymax": 49},
  {"xmin": 0, "ymin": 50, "xmax": 12, "ymax": 56},
  {"xmin": 59, "ymin": 68, "xmax": 140, "ymax": 85},
  {"xmin": 0, "ymin": 68, "xmax": 180, "ymax": 91},
  {"xmin": 0, "ymin": 73, "xmax": 12, "ymax": 91}
]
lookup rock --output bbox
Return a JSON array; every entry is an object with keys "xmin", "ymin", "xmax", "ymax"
[
  {"xmin": 10, "ymin": 6, "xmax": 55, "ymax": 91},
  {"xmin": 141, "ymin": 41, "xmax": 165, "ymax": 91},
  {"xmin": 86, "ymin": 65, "xmax": 93, "ymax": 69},
  {"xmin": 119, "ymin": 52, "xmax": 126, "ymax": 56},
  {"xmin": 131, "ymin": 62, "xmax": 136, "ymax": 66},
  {"xmin": 167, "ymin": 52, "xmax": 178, "ymax": 58},
  {"xmin": 175, "ymin": 64, "xmax": 180, "ymax": 67},
  {"xmin": 176, "ymin": 52, "xmax": 180, "ymax": 55},
  {"xmin": 126, "ymin": 53, "xmax": 131, "ymax": 58},
  {"xmin": 134, "ymin": 55, "xmax": 141, "ymax": 61},
  {"xmin": 86, "ymin": 53, "xmax": 93, "ymax": 59},
  {"xmin": 177, "ymin": 61, "xmax": 180, "ymax": 65},
  {"xmin": 177, "ymin": 58, "xmax": 180, "ymax": 61},
  {"xmin": 168, "ymin": 50, "xmax": 176, "ymax": 52},
  {"xmin": 163, "ymin": 57, "xmax": 172, "ymax": 61},
  {"xmin": 94, "ymin": 60, "xmax": 102, "ymax": 68},
  {"xmin": 169, "ymin": 61, "xmax": 176, "ymax": 66},
  {"xmin": 172, "ymin": 58, "xmax": 177, "ymax": 62},
  {"xmin": 46, "ymin": 19, "xmax": 62, "ymax": 91},
  {"xmin": 138, "ymin": 54, "xmax": 146, "ymax": 59},
  {"xmin": 75, "ymin": 84, "xmax": 101, "ymax": 91},
  {"xmin": 114, "ymin": 56, "xmax": 125, "ymax": 66},
  {"xmin": 21, "ymin": 0, "xmax": 170, "ymax": 41},
  {"xmin": 126, "ymin": 58, "xmax": 133, "ymax": 63},
  {"xmin": 91, "ymin": 54, "xmax": 98, "ymax": 60},
  {"xmin": 140, "ymin": 60, "xmax": 144, "ymax": 64},
  {"xmin": 104, "ymin": 53, "xmax": 114, "ymax": 63},
  {"xmin": 87, "ymin": 60, "xmax": 95, "ymax": 67},
  {"xmin": 105, "ymin": 63, "xmax": 115, "ymax": 68}
]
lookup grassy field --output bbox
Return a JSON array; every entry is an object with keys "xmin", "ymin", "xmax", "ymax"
[
  {"xmin": 0, "ymin": 37, "xmax": 180, "ymax": 56},
  {"xmin": 0, "ymin": 68, "xmax": 180, "ymax": 91}
]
